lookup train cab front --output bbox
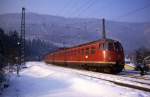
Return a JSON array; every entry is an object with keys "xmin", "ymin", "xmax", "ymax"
[{"xmin": 100, "ymin": 39, "xmax": 125, "ymax": 73}]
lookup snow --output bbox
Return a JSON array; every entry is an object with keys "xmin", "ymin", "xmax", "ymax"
[{"xmin": 1, "ymin": 62, "xmax": 150, "ymax": 97}]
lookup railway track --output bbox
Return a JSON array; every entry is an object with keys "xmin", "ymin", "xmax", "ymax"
[
  {"xmin": 74, "ymin": 70, "xmax": 150, "ymax": 92},
  {"xmin": 120, "ymin": 74, "xmax": 150, "ymax": 80},
  {"xmin": 77, "ymin": 72, "xmax": 150, "ymax": 92},
  {"xmin": 47, "ymin": 64, "xmax": 150, "ymax": 92}
]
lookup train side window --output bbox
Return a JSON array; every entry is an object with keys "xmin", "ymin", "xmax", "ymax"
[
  {"xmin": 82, "ymin": 48, "xmax": 84, "ymax": 55},
  {"xmin": 91, "ymin": 47, "xmax": 95, "ymax": 54},
  {"xmin": 86, "ymin": 48, "xmax": 90, "ymax": 55}
]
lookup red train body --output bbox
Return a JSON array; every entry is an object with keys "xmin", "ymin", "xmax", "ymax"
[{"xmin": 44, "ymin": 38, "xmax": 124, "ymax": 73}]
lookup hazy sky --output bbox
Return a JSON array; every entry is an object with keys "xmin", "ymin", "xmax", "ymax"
[{"xmin": 0, "ymin": 0, "xmax": 150, "ymax": 22}]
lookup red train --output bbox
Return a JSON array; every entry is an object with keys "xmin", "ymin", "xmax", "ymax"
[{"xmin": 44, "ymin": 19, "xmax": 125, "ymax": 74}]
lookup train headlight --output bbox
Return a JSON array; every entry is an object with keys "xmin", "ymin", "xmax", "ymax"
[{"xmin": 85, "ymin": 55, "xmax": 88, "ymax": 59}]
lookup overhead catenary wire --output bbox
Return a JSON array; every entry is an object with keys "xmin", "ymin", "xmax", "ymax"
[
  {"xmin": 60, "ymin": 0, "xmax": 81, "ymax": 17},
  {"xmin": 115, "ymin": 3, "xmax": 150, "ymax": 20},
  {"xmin": 53, "ymin": 0, "xmax": 96, "ymax": 46},
  {"xmin": 76, "ymin": 0, "xmax": 97, "ymax": 17},
  {"xmin": 71, "ymin": 1, "xmax": 150, "ymax": 21},
  {"xmin": 67, "ymin": 0, "xmax": 92, "ymax": 17},
  {"xmin": 15, "ymin": 1, "xmax": 150, "ymax": 36},
  {"xmin": 55, "ymin": 0, "xmax": 73, "ymax": 16},
  {"xmin": 64, "ymin": 0, "xmax": 99, "ymax": 45}
]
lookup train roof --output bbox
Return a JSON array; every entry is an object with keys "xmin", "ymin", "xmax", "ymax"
[
  {"xmin": 68, "ymin": 38, "xmax": 118, "ymax": 48},
  {"xmin": 46, "ymin": 38, "xmax": 119, "ymax": 54}
]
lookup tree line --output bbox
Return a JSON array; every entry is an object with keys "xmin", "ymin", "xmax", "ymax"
[
  {"xmin": 0, "ymin": 27, "xmax": 58, "ymax": 90},
  {"xmin": 0, "ymin": 28, "xmax": 20, "ymax": 91}
]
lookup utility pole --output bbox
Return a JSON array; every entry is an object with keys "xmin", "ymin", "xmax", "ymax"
[
  {"xmin": 102, "ymin": 18, "xmax": 106, "ymax": 39},
  {"xmin": 17, "ymin": 7, "xmax": 25, "ymax": 76},
  {"xmin": 21, "ymin": 7, "xmax": 25, "ymax": 65}
]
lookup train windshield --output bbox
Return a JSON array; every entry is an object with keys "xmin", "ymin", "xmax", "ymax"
[
  {"xmin": 100, "ymin": 42, "xmax": 123, "ymax": 51},
  {"xmin": 100, "ymin": 42, "xmax": 108, "ymax": 50},
  {"xmin": 100, "ymin": 42, "xmax": 114, "ymax": 50}
]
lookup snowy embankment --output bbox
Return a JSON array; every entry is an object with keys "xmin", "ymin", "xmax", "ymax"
[{"xmin": 1, "ymin": 62, "xmax": 150, "ymax": 97}]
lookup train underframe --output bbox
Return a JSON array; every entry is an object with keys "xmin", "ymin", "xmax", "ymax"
[{"xmin": 46, "ymin": 61, "xmax": 124, "ymax": 74}]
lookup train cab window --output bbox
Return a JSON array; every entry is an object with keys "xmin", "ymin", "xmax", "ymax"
[
  {"xmin": 100, "ymin": 42, "xmax": 108, "ymax": 50},
  {"xmin": 82, "ymin": 48, "xmax": 84, "ymax": 55},
  {"xmin": 86, "ymin": 48, "xmax": 90, "ymax": 54},
  {"xmin": 91, "ymin": 47, "xmax": 96, "ymax": 54}
]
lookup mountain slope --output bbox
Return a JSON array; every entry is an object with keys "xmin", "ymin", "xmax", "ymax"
[{"xmin": 0, "ymin": 13, "xmax": 150, "ymax": 54}]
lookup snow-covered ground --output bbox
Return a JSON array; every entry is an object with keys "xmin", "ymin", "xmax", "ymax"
[{"xmin": 1, "ymin": 62, "xmax": 150, "ymax": 97}]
